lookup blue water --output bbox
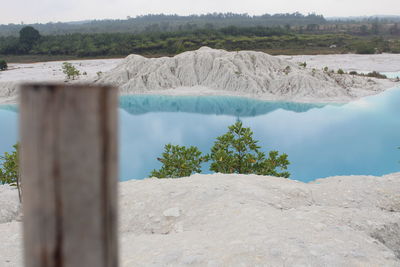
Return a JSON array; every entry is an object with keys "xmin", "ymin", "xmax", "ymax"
[{"xmin": 1, "ymin": 87, "xmax": 399, "ymax": 182}]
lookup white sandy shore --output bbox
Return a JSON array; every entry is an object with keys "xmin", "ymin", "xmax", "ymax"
[
  {"xmin": 278, "ymin": 53, "xmax": 400, "ymax": 73},
  {"xmin": 0, "ymin": 173, "xmax": 399, "ymax": 266},
  {"xmin": 0, "ymin": 50, "xmax": 399, "ymax": 105}
]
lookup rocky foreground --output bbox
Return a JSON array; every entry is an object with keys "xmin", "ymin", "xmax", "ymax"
[{"xmin": 0, "ymin": 173, "xmax": 399, "ymax": 266}]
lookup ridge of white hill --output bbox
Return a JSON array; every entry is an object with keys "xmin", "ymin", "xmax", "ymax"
[{"xmin": 98, "ymin": 47, "xmax": 396, "ymax": 102}]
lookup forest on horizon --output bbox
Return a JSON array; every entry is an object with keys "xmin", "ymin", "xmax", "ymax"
[{"xmin": 1, "ymin": 12, "xmax": 399, "ymax": 62}]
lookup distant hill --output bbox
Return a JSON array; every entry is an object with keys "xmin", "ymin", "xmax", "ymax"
[{"xmin": 0, "ymin": 13, "xmax": 326, "ymax": 36}]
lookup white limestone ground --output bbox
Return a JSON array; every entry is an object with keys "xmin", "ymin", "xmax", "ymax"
[
  {"xmin": 1, "ymin": 48, "xmax": 399, "ymax": 104},
  {"xmin": 0, "ymin": 58, "xmax": 121, "ymax": 104},
  {"xmin": 97, "ymin": 47, "xmax": 397, "ymax": 103},
  {"xmin": 1, "ymin": 173, "xmax": 399, "ymax": 266},
  {"xmin": 278, "ymin": 53, "xmax": 400, "ymax": 73}
]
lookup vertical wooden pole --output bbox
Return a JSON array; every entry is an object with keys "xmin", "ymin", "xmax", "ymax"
[{"xmin": 19, "ymin": 83, "xmax": 119, "ymax": 267}]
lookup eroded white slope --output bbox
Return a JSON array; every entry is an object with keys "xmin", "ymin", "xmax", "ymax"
[{"xmin": 98, "ymin": 47, "xmax": 396, "ymax": 102}]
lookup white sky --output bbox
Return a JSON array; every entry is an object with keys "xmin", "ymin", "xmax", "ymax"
[{"xmin": 2, "ymin": 0, "xmax": 400, "ymax": 24}]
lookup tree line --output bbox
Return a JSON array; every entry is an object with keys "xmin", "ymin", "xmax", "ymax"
[
  {"xmin": 0, "ymin": 13, "xmax": 326, "ymax": 36},
  {"xmin": 1, "ymin": 25, "xmax": 399, "ymax": 58}
]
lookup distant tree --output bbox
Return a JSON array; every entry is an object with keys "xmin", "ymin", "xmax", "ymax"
[
  {"xmin": 150, "ymin": 144, "xmax": 207, "ymax": 178},
  {"xmin": 19, "ymin": 26, "xmax": 41, "ymax": 52},
  {"xmin": 208, "ymin": 121, "xmax": 290, "ymax": 177},
  {"xmin": 0, "ymin": 60, "xmax": 7, "ymax": 71}
]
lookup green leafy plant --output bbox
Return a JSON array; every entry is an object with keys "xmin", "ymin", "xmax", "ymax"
[
  {"xmin": 0, "ymin": 60, "xmax": 7, "ymax": 71},
  {"xmin": 0, "ymin": 144, "xmax": 21, "ymax": 201},
  {"xmin": 150, "ymin": 144, "xmax": 207, "ymax": 178},
  {"xmin": 208, "ymin": 121, "xmax": 290, "ymax": 177},
  {"xmin": 62, "ymin": 62, "xmax": 80, "ymax": 80},
  {"xmin": 337, "ymin": 69, "xmax": 345, "ymax": 75},
  {"xmin": 366, "ymin": 71, "xmax": 387, "ymax": 79},
  {"xmin": 299, "ymin": 62, "xmax": 307, "ymax": 68}
]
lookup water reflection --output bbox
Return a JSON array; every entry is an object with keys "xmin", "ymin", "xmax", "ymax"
[
  {"xmin": 120, "ymin": 95, "xmax": 327, "ymax": 117},
  {"xmin": 1, "ymin": 87, "xmax": 399, "ymax": 182}
]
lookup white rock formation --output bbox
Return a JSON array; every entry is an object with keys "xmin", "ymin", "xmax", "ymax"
[
  {"xmin": 98, "ymin": 47, "xmax": 397, "ymax": 103},
  {"xmin": 0, "ymin": 49, "xmax": 398, "ymax": 104},
  {"xmin": 0, "ymin": 82, "xmax": 18, "ymax": 105},
  {"xmin": 1, "ymin": 173, "xmax": 399, "ymax": 266}
]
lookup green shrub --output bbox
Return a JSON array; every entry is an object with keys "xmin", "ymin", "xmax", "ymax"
[
  {"xmin": 283, "ymin": 66, "xmax": 291, "ymax": 75},
  {"xmin": 354, "ymin": 43, "xmax": 375, "ymax": 54},
  {"xmin": 0, "ymin": 143, "xmax": 21, "ymax": 202},
  {"xmin": 0, "ymin": 60, "xmax": 7, "ymax": 71},
  {"xmin": 299, "ymin": 62, "xmax": 307, "ymax": 68},
  {"xmin": 62, "ymin": 62, "xmax": 80, "ymax": 80},
  {"xmin": 366, "ymin": 71, "xmax": 387, "ymax": 79},
  {"xmin": 349, "ymin": 71, "xmax": 358, "ymax": 75},
  {"xmin": 337, "ymin": 69, "xmax": 345, "ymax": 75},
  {"xmin": 208, "ymin": 121, "xmax": 290, "ymax": 178},
  {"xmin": 150, "ymin": 144, "xmax": 207, "ymax": 178}
]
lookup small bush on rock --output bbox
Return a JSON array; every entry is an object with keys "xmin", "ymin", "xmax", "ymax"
[{"xmin": 62, "ymin": 62, "xmax": 80, "ymax": 80}]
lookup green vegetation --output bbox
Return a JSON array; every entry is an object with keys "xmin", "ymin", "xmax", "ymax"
[
  {"xmin": 337, "ymin": 69, "xmax": 345, "ymax": 75},
  {"xmin": 365, "ymin": 71, "xmax": 387, "ymax": 79},
  {"xmin": 19, "ymin": 26, "xmax": 41, "ymax": 52},
  {"xmin": 62, "ymin": 62, "xmax": 80, "ymax": 80},
  {"xmin": 150, "ymin": 144, "xmax": 207, "ymax": 178},
  {"xmin": 299, "ymin": 62, "xmax": 307, "ymax": 68},
  {"xmin": 0, "ymin": 59, "xmax": 7, "ymax": 70},
  {"xmin": 0, "ymin": 144, "xmax": 21, "ymax": 201},
  {"xmin": 0, "ymin": 13, "xmax": 327, "ymax": 36},
  {"xmin": 151, "ymin": 122, "xmax": 290, "ymax": 178},
  {"xmin": 0, "ymin": 13, "xmax": 399, "ymax": 62},
  {"xmin": 354, "ymin": 42, "xmax": 376, "ymax": 54},
  {"xmin": 208, "ymin": 121, "xmax": 290, "ymax": 177},
  {"xmin": 283, "ymin": 66, "xmax": 291, "ymax": 75}
]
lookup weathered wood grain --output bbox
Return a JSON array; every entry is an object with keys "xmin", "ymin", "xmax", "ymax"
[{"xmin": 20, "ymin": 83, "xmax": 119, "ymax": 267}]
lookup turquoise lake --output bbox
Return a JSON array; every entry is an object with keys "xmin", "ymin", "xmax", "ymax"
[{"xmin": 0, "ymin": 86, "xmax": 399, "ymax": 182}]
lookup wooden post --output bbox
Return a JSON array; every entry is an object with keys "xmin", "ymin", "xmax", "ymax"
[{"xmin": 19, "ymin": 83, "xmax": 119, "ymax": 267}]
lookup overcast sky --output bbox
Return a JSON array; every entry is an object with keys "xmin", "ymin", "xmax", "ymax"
[{"xmin": 2, "ymin": 0, "xmax": 400, "ymax": 24}]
